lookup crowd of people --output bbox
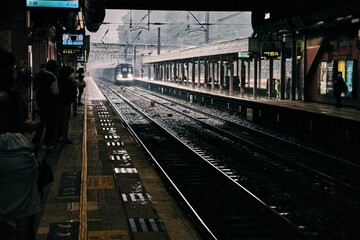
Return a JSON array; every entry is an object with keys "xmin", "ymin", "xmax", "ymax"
[
  {"xmin": 0, "ymin": 49, "xmax": 86, "ymax": 239},
  {"xmin": 32, "ymin": 61, "xmax": 86, "ymax": 155}
]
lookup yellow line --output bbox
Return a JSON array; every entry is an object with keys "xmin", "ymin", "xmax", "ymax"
[{"xmin": 79, "ymin": 82, "xmax": 88, "ymax": 240}]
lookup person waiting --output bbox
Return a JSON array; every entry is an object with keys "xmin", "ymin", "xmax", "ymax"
[
  {"xmin": 76, "ymin": 67, "xmax": 86, "ymax": 105},
  {"xmin": 0, "ymin": 49, "xmax": 40, "ymax": 240},
  {"xmin": 55, "ymin": 66, "xmax": 77, "ymax": 144},
  {"xmin": 32, "ymin": 60, "xmax": 59, "ymax": 150}
]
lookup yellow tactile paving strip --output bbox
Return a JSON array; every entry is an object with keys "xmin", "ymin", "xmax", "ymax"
[{"xmin": 35, "ymin": 77, "xmax": 201, "ymax": 240}]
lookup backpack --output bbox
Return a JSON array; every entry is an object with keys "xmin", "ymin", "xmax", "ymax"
[{"xmin": 334, "ymin": 79, "xmax": 347, "ymax": 93}]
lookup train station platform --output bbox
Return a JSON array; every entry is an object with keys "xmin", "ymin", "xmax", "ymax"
[
  {"xmin": 133, "ymin": 78, "xmax": 360, "ymax": 162},
  {"xmin": 135, "ymin": 79, "xmax": 360, "ymax": 149},
  {"xmin": 31, "ymin": 77, "xmax": 201, "ymax": 240},
  {"xmin": 138, "ymin": 79, "xmax": 360, "ymax": 122}
]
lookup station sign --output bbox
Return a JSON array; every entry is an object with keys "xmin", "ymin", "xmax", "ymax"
[
  {"xmin": 77, "ymin": 56, "xmax": 85, "ymax": 62},
  {"xmin": 62, "ymin": 48, "xmax": 82, "ymax": 55},
  {"xmin": 238, "ymin": 52, "xmax": 253, "ymax": 59},
  {"xmin": 62, "ymin": 33, "xmax": 84, "ymax": 46},
  {"xmin": 261, "ymin": 48, "xmax": 281, "ymax": 58}
]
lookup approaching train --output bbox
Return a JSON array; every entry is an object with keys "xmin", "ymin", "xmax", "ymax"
[{"xmin": 91, "ymin": 62, "xmax": 134, "ymax": 85}]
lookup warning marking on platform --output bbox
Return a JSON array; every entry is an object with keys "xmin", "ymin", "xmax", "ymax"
[
  {"xmin": 102, "ymin": 127, "xmax": 117, "ymax": 131},
  {"xmin": 88, "ymin": 230, "xmax": 129, "ymax": 240},
  {"xmin": 104, "ymin": 134, "xmax": 121, "ymax": 139},
  {"xmin": 106, "ymin": 141, "xmax": 124, "ymax": 147},
  {"xmin": 57, "ymin": 172, "xmax": 81, "ymax": 200},
  {"xmin": 87, "ymin": 175, "xmax": 115, "ymax": 189},
  {"xmin": 99, "ymin": 119, "xmax": 110, "ymax": 122},
  {"xmin": 68, "ymin": 201, "xmax": 99, "ymax": 211},
  {"xmin": 98, "ymin": 111, "xmax": 110, "ymax": 115},
  {"xmin": 112, "ymin": 149, "xmax": 127, "ymax": 155},
  {"xmin": 109, "ymin": 155, "xmax": 131, "ymax": 163},
  {"xmin": 114, "ymin": 168, "xmax": 138, "ymax": 174},
  {"xmin": 100, "ymin": 123, "xmax": 114, "ymax": 127},
  {"xmin": 121, "ymin": 193, "xmax": 151, "ymax": 202},
  {"xmin": 110, "ymin": 150, "xmax": 131, "ymax": 161},
  {"xmin": 128, "ymin": 218, "xmax": 166, "ymax": 232},
  {"xmin": 109, "ymin": 152, "xmax": 131, "ymax": 161},
  {"xmin": 47, "ymin": 221, "xmax": 79, "ymax": 239}
]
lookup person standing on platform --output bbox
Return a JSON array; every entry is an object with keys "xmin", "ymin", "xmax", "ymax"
[
  {"xmin": 0, "ymin": 49, "xmax": 40, "ymax": 240},
  {"xmin": 32, "ymin": 63, "xmax": 46, "ymax": 156},
  {"xmin": 76, "ymin": 68, "xmax": 86, "ymax": 105},
  {"xmin": 32, "ymin": 60, "xmax": 59, "ymax": 151},
  {"xmin": 71, "ymin": 71, "xmax": 78, "ymax": 116},
  {"xmin": 333, "ymin": 71, "xmax": 347, "ymax": 108},
  {"xmin": 56, "ymin": 66, "xmax": 76, "ymax": 144}
]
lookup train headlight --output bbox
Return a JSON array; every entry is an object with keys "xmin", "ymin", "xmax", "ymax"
[
  {"xmin": 128, "ymin": 74, "xmax": 133, "ymax": 78},
  {"xmin": 117, "ymin": 73, "xmax": 123, "ymax": 78}
]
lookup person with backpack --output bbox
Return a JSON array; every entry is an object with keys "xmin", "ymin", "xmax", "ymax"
[{"xmin": 0, "ymin": 49, "xmax": 40, "ymax": 240}]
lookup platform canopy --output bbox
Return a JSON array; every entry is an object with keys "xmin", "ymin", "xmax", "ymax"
[{"xmin": 143, "ymin": 38, "xmax": 259, "ymax": 64}]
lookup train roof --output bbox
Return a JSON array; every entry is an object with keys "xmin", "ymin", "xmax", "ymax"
[
  {"xmin": 88, "ymin": 62, "xmax": 133, "ymax": 70},
  {"xmin": 116, "ymin": 63, "xmax": 132, "ymax": 67}
]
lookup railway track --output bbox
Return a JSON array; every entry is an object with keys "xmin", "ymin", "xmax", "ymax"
[
  {"xmin": 125, "ymin": 87, "xmax": 360, "ymax": 195},
  {"xmin": 116, "ymin": 89, "xmax": 360, "ymax": 240},
  {"xmin": 106, "ymin": 85, "xmax": 360, "ymax": 239},
  {"xmin": 98, "ymin": 84, "xmax": 309, "ymax": 240},
  {"xmin": 95, "ymin": 81, "xmax": 360, "ymax": 239}
]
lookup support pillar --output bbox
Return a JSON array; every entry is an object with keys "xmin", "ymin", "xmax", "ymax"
[
  {"xmin": 253, "ymin": 55, "xmax": 258, "ymax": 97},
  {"xmin": 280, "ymin": 37, "xmax": 286, "ymax": 100}
]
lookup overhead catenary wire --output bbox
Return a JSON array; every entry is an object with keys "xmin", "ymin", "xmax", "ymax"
[
  {"xmin": 91, "ymin": 10, "xmax": 252, "ymax": 44},
  {"xmin": 100, "ymin": 28, "xmax": 109, "ymax": 43},
  {"xmin": 100, "ymin": 11, "xmax": 250, "ymax": 27}
]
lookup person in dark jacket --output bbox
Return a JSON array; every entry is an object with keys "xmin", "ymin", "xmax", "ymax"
[
  {"xmin": 55, "ymin": 66, "xmax": 77, "ymax": 144},
  {"xmin": 76, "ymin": 67, "xmax": 86, "ymax": 105},
  {"xmin": 0, "ymin": 49, "xmax": 40, "ymax": 240},
  {"xmin": 31, "ymin": 60, "xmax": 59, "ymax": 150},
  {"xmin": 333, "ymin": 71, "xmax": 347, "ymax": 108},
  {"xmin": 71, "ymin": 71, "xmax": 78, "ymax": 116}
]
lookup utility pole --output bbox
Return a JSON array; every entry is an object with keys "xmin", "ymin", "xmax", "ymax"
[
  {"xmin": 204, "ymin": 11, "xmax": 209, "ymax": 44},
  {"xmin": 157, "ymin": 27, "xmax": 161, "ymax": 55}
]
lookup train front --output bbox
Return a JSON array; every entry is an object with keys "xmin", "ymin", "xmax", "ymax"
[{"xmin": 115, "ymin": 63, "xmax": 134, "ymax": 85}]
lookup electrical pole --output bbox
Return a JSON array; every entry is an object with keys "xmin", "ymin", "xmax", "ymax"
[
  {"xmin": 157, "ymin": 27, "xmax": 161, "ymax": 55},
  {"xmin": 204, "ymin": 11, "xmax": 209, "ymax": 44}
]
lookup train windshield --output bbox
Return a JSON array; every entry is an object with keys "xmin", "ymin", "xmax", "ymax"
[
  {"xmin": 122, "ymin": 67, "xmax": 129, "ymax": 72},
  {"xmin": 118, "ymin": 66, "xmax": 133, "ymax": 73}
]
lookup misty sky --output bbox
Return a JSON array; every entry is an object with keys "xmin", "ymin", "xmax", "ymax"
[
  {"xmin": 87, "ymin": 10, "xmax": 252, "ymax": 44},
  {"xmin": 87, "ymin": 10, "xmax": 128, "ymax": 43}
]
